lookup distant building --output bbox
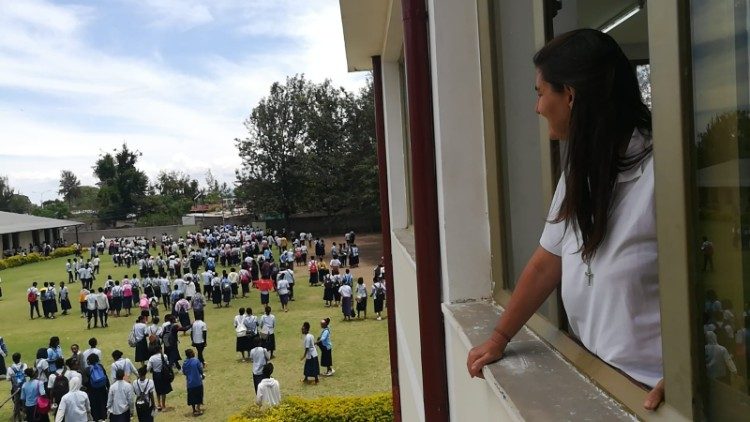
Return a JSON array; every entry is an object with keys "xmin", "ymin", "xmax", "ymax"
[{"xmin": 0, "ymin": 211, "xmax": 83, "ymax": 254}]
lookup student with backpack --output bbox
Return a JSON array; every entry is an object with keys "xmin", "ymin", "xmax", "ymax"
[
  {"xmin": 161, "ymin": 315, "xmax": 183, "ymax": 370},
  {"xmin": 132, "ymin": 366, "xmax": 155, "ymax": 422},
  {"xmin": 146, "ymin": 346, "xmax": 173, "ymax": 412},
  {"xmin": 110, "ymin": 350, "xmax": 138, "ymax": 383},
  {"xmin": 20, "ymin": 367, "xmax": 46, "ymax": 422},
  {"xmin": 7, "ymin": 352, "xmax": 27, "ymax": 416},
  {"xmin": 82, "ymin": 353, "xmax": 109, "ymax": 421},
  {"xmin": 308, "ymin": 258, "xmax": 319, "ymax": 286},
  {"xmin": 371, "ymin": 277, "xmax": 387, "ymax": 321},
  {"xmin": 48, "ymin": 357, "xmax": 69, "ymax": 409},
  {"xmin": 131, "ymin": 315, "xmax": 149, "ymax": 364},
  {"xmin": 106, "ymin": 369, "xmax": 134, "ymax": 422},
  {"xmin": 54, "ymin": 376, "xmax": 91, "ymax": 422},
  {"xmin": 59, "ymin": 282, "xmax": 71, "ymax": 316},
  {"xmin": 28, "ymin": 282, "xmax": 41, "ymax": 320}
]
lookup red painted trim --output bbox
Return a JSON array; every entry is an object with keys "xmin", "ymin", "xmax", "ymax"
[
  {"xmin": 372, "ymin": 55, "xmax": 402, "ymax": 422},
  {"xmin": 401, "ymin": 0, "xmax": 450, "ymax": 420}
]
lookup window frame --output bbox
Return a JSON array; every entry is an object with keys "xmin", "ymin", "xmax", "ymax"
[{"xmin": 477, "ymin": 0, "xmax": 696, "ymax": 419}]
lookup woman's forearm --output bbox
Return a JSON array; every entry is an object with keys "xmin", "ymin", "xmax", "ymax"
[{"xmin": 491, "ymin": 246, "xmax": 561, "ymax": 345}]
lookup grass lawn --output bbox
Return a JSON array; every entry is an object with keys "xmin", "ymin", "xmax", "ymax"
[{"xmin": 0, "ymin": 233, "xmax": 390, "ymax": 421}]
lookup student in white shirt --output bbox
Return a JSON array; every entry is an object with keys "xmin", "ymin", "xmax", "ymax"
[
  {"xmin": 467, "ymin": 29, "xmax": 665, "ymax": 410},
  {"xmin": 54, "ymin": 377, "xmax": 91, "ymax": 422},
  {"xmin": 338, "ymin": 283, "xmax": 353, "ymax": 321},
  {"xmin": 82, "ymin": 338, "xmax": 102, "ymax": 370},
  {"xmin": 107, "ymin": 368, "xmax": 134, "ymax": 420},
  {"xmin": 255, "ymin": 363, "xmax": 281, "ymax": 408},
  {"xmin": 110, "ymin": 350, "xmax": 137, "ymax": 382},
  {"xmin": 190, "ymin": 317, "xmax": 208, "ymax": 367},
  {"xmin": 132, "ymin": 366, "xmax": 156, "ymax": 420},
  {"xmin": 300, "ymin": 322, "xmax": 319, "ymax": 384},
  {"xmin": 249, "ymin": 337, "xmax": 270, "ymax": 392},
  {"xmin": 259, "ymin": 306, "xmax": 276, "ymax": 358},
  {"xmin": 146, "ymin": 346, "xmax": 172, "ymax": 411}
]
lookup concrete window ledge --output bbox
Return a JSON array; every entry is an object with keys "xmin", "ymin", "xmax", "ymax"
[
  {"xmin": 393, "ymin": 228, "xmax": 417, "ymax": 264},
  {"xmin": 443, "ymin": 301, "xmax": 634, "ymax": 421}
]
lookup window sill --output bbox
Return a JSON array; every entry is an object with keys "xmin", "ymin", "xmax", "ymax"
[
  {"xmin": 393, "ymin": 227, "xmax": 416, "ymax": 264},
  {"xmin": 443, "ymin": 301, "xmax": 686, "ymax": 421}
]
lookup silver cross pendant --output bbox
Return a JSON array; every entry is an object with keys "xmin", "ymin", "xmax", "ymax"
[{"xmin": 585, "ymin": 264, "xmax": 594, "ymax": 287}]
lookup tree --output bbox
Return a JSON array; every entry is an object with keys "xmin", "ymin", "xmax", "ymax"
[
  {"xmin": 58, "ymin": 170, "xmax": 81, "ymax": 207},
  {"xmin": 203, "ymin": 170, "xmax": 232, "ymax": 205},
  {"xmin": 93, "ymin": 143, "xmax": 149, "ymax": 226},
  {"xmin": 303, "ymin": 80, "xmax": 352, "ymax": 220},
  {"xmin": 155, "ymin": 171, "xmax": 200, "ymax": 199},
  {"xmin": 70, "ymin": 186, "xmax": 100, "ymax": 211},
  {"xmin": 0, "ymin": 176, "xmax": 15, "ymax": 212},
  {"xmin": 33, "ymin": 200, "xmax": 70, "ymax": 219},
  {"xmin": 342, "ymin": 78, "xmax": 380, "ymax": 214},
  {"xmin": 235, "ymin": 75, "xmax": 311, "ymax": 221},
  {"xmin": 7, "ymin": 194, "xmax": 34, "ymax": 214}
]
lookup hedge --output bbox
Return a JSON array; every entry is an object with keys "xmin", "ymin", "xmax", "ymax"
[
  {"xmin": 229, "ymin": 392, "xmax": 393, "ymax": 422},
  {"xmin": 0, "ymin": 246, "xmax": 77, "ymax": 271}
]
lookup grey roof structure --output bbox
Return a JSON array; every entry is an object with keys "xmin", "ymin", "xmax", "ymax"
[{"xmin": 0, "ymin": 211, "xmax": 84, "ymax": 235}]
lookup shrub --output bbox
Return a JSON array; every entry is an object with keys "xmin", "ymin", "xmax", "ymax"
[
  {"xmin": 229, "ymin": 392, "xmax": 393, "ymax": 422},
  {"xmin": 0, "ymin": 246, "xmax": 77, "ymax": 271}
]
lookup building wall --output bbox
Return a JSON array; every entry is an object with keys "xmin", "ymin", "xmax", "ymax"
[
  {"xmin": 390, "ymin": 237, "xmax": 425, "ymax": 421},
  {"xmin": 76, "ymin": 225, "xmax": 183, "ymax": 245}
]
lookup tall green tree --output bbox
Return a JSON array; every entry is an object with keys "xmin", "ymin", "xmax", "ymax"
[
  {"xmin": 93, "ymin": 143, "xmax": 149, "ymax": 226},
  {"xmin": 33, "ymin": 200, "xmax": 70, "ymax": 219},
  {"xmin": 155, "ymin": 171, "xmax": 200, "ymax": 199},
  {"xmin": 0, "ymin": 176, "xmax": 15, "ymax": 212},
  {"xmin": 303, "ymin": 80, "xmax": 351, "ymax": 219},
  {"xmin": 342, "ymin": 78, "xmax": 379, "ymax": 214},
  {"xmin": 58, "ymin": 170, "xmax": 81, "ymax": 207},
  {"xmin": 235, "ymin": 75, "xmax": 311, "ymax": 221}
]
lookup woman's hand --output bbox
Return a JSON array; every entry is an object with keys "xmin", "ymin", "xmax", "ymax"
[
  {"xmin": 466, "ymin": 334, "xmax": 507, "ymax": 379},
  {"xmin": 643, "ymin": 378, "xmax": 665, "ymax": 411}
]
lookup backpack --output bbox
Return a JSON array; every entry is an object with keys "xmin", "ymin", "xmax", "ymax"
[
  {"xmin": 128, "ymin": 326, "xmax": 138, "ymax": 347},
  {"xmin": 375, "ymin": 285, "xmax": 386, "ymax": 300},
  {"xmin": 160, "ymin": 354, "xmax": 174, "ymax": 383},
  {"xmin": 11, "ymin": 364, "xmax": 25, "ymax": 389},
  {"xmin": 27, "ymin": 290, "xmax": 37, "ymax": 303},
  {"xmin": 89, "ymin": 364, "xmax": 107, "ymax": 389},
  {"xmin": 309, "ymin": 261, "xmax": 318, "ymax": 273},
  {"xmin": 240, "ymin": 271, "xmax": 250, "ymax": 284},
  {"xmin": 51, "ymin": 369, "xmax": 69, "ymax": 404},
  {"xmin": 134, "ymin": 381, "xmax": 151, "ymax": 416},
  {"xmin": 161, "ymin": 325, "xmax": 173, "ymax": 348}
]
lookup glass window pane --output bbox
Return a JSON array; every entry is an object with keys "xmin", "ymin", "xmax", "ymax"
[{"xmin": 690, "ymin": 0, "xmax": 750, "ymax": 416}]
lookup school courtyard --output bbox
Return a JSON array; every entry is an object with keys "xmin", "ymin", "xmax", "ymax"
[{"xmin": 0, "ymin": 232, "xmax": 390, "ymax": 421}]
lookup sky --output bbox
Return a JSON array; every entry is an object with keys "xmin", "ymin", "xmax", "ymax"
[{"xmin": 0, "ymin": 0, "xmax": 367, "ymax": 204}]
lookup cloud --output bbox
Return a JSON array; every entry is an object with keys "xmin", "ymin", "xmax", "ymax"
[{"xmin": 0, "ymin": 0, "xmax": 367, "ymax": 203}]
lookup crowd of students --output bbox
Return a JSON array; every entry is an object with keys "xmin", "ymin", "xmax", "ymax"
[
  {"xmin": 4, "ymin": 225, "xmax": 385, "ymax": 420},
  {"xmin": 0, "ymin": 333, "xmax": 211, "ymax": 421}
]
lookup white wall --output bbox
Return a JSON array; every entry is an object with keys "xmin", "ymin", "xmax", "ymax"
[
  {"xmin": 426, "ymin": 0, "xmax": 493, "ymax": 303},
  {"xmin": 391, "ymin": 238, "xmax": 425, "ymax": 421}
]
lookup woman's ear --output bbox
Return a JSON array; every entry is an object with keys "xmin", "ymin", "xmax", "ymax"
[{"xmin": 565, "ymin": 85, "xmax": 575, "ymax": 109}]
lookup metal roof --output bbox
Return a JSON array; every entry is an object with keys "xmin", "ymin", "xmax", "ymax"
[{"xmin": 0, "ymin": 211, "xmax": 84, "ymax": 235}]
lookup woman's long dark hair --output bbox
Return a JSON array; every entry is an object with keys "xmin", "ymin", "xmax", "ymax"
[{"xmin": 534, "ymin": 29, "xmax": 651, "ymax": 263}]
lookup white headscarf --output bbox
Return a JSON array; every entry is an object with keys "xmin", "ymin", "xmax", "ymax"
[{"xmin": 68, "ymin": 376, "xmax": 82, "ymax": 393}]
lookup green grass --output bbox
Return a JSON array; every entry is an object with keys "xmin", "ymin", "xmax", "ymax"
[{"xmin": 0, "ymin": 234, "xmax": 390, "ymax": 421}]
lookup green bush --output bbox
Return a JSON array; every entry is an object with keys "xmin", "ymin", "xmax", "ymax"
[
  {"xmin": 0, "ymin": 246, "xmax": 77, "ymax": 271},
  {"xmin": 229, "ymin": 392, "xmax": 393, "ymax": 422}
]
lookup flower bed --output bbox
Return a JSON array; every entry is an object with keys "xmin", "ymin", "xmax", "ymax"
[
  {"xmin": 229, "ymin": 392, "xmax": 393, "ymax": 422},
  {"xmin": 0, "ymin": 246, "xmax": 77, "ymax": 271}
]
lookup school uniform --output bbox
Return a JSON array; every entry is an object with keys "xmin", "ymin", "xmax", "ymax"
[
  {"xmin": 146, "ymin": 353, "xmax": 172, "ymax": 396},
  {"xmin": 302, "ymin": 333, "xmax": 320, "ymax": 378}
]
